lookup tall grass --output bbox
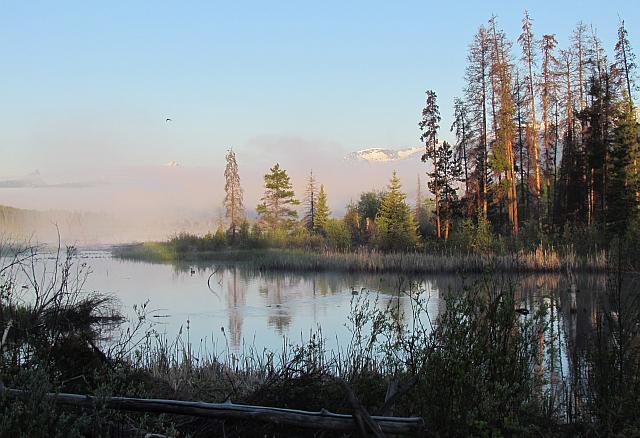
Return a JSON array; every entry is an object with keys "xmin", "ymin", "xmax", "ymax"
[{"xmin": 115, "ymin": 243, "xmax": 609, "ymax": 273}]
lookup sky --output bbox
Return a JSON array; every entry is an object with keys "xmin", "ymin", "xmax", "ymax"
[{"xmin": 0, "ymin": 0, "xmax": 638, "ymax": 239}]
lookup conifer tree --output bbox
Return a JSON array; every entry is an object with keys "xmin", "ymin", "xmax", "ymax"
[
  {"xmin": 540, "ymin": 33, "xmax": 560, "ymax": 220},
  {"xmin": 223, "ymin": 149, "xmax": 244, "ymax": 239},
  {"xmin": 303, "ymin": 170, "xmax": 318, "ymax": 231},
  {"xmin": 518, "ymin": 11, "xmax": 542, "ymax": 221},
  {"xmin": 313, "ymin": 184, "xmax": 331, "ymax": 234},
  {"xmin": 430, "ymin": 141, "xmax": 463, "ymax": 240},
  {"xmin": 489, "ymin": 16, "xmax": 519, "ymax": 235},
  {"xmin": 466, "ymin": 25, "xmax": 491, "ymax": 217},
  {"xmin": 572, "ymin": 22, "xmax": 589, "ymax": 115},
  {"xmin": 614, "ymin": 19, "xmax": 637, "ymax": 109},
  {"xmin": 514, "ymin": 71, "xmax": 529, "ymax": 218},
  {"xmin": 607, "ymin": 100, "xmax": 640, "ymax": 233},
  {"xmin": 579, "ymin": 75, "xmax": 613, "ymax": 224},
  {"xmin": 375, "ymin": 171, "xmax": 417, "ymax": 250},
  {"xmin": 419, "ymin": 90, "xmax": 442, "ymax": 239},
  {"xmin": 256, "ymin": 163, "xmax": 300, "ymax": 231},
  {"xmin": 451, "ymin": 97, "xmax": 472, "ymax": 196}
]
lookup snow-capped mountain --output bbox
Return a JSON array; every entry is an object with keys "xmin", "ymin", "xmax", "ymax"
[{"xmin": 344, "ymin": 146, "xmax": 423, "ymax": 163}]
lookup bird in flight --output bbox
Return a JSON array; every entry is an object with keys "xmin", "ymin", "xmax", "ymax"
[{"xmin": 165, "ymin": 118, "xmax": 172, "ymax": 122}]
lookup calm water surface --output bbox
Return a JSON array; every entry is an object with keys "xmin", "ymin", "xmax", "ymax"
[{"xmin": 74, "ymin": 248, "xmax": 638, "ymax": 359}]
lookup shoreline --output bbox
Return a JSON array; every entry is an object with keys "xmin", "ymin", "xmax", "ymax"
[{"xmin": 112, "ymin": 242, "xmax": 610, "ymax": 274}]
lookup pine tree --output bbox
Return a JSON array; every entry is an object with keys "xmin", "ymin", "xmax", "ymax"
[
  {"xmin": 518, "ymin": 11, "xmax": 542, "ymax": 222},
  {"xmin": 223, "ymin": 149, "xmax": 244, "ymax": 239},
  {"xmin": 514, "ymin": 71, "xmax": 529, "ymax": 219},
  {"xmin": 540, "ymin": 33, "xmax": 560, "ymax": 221},
  {"xmin": 556, "ymin": 47, "xmax": 590, "ymax": 225},
  {"xmin": 303, "ymin": 170, "xmax": 317, "ymax": 231},
  {"xmin": 430, "ymin": 141, "xmax": 463, "ymax": 240},
  {"xmin": 571, "ymin": 22, "xmax": 589, "ymax": 115},
  {"xmin": 256, "ymin": 163, "xmax": 300, "ymax": 231},
  {"xmin": 375, "ymin": 171, "xmax": 417, "ymax": 250},
  {"xmin": 465, "ymin": 25, "xmax": 491, "ymax": 217},
  {"xmin": 489, "ymin": 16, "xmax": 519, "ymax": 235},
  {"xmin": 313, "ymin": 184, "xmax": 331, "ymax": 234},
  {"xmin": 419, "ymin": 90, "xmax": 442, "ymax": 239},
  {"xmin": 579, "ymin": 74, "xmax": 613, "ymax": 225},
  {"xmin": 451, "ymin": 97, "xmax": 472, "ymax": 196},
  {"xmin": 607, "ymin": 99, "xmax": 640, "ymax": 233},
  {"xmin": 614, "ymin": 19, "xmax": 637, "ymax": 109}
]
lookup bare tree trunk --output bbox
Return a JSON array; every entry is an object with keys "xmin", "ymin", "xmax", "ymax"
[
  {"xmin": 482, "ymin": 76, "xmax": 489, "ymax": 218},
  {"xmin": 516, "ymin": 80, "xmax": 527, "ymax": 219}
]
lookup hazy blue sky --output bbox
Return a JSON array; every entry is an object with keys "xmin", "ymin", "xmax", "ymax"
[{"xmin": 0, "ymin": 1, "xmax": 637, "ymax": 221}]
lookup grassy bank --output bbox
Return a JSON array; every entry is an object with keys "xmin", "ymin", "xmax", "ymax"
[{"xmin": 113, "ymin": 241, "xmax": 609, "ymax": 273}]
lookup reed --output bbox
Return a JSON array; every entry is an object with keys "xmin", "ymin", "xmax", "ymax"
[{"xmin": 114, "ymin": 243, "xmax": 609, "ymax": 273}]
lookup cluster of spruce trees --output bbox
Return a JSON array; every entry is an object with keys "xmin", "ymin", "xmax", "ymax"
[
  {"xmin": 424, "ymin": 13, "xmax": 639, "ymax": 242},
  {"xmin": 223, "ymin": 147, "xmax": 417, "ymax": 251}
]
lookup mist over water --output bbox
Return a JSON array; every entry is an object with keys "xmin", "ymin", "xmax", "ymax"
[{"xmin": 0, "ymin": 139, "xmax": 430, "ymax": 244}]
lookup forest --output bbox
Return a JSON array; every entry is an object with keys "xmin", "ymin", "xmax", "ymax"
[{"xmin": 119, "ymin": 14, "xmax": 640, "ymax": 271}]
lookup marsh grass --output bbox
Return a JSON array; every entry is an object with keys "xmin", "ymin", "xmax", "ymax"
[{"xmin": 114, "ymin": 242, "xmax": 609, "ymax": 273}]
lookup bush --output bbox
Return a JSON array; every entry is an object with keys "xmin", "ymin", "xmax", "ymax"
[{"xmin": 324, "ymin": 219, "xmax": 351, "ymax": 250}]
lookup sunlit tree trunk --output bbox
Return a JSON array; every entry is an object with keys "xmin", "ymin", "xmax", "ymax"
[{"xmin": 519, "ymin": 12, "xmax": 542, "ymax": 227}]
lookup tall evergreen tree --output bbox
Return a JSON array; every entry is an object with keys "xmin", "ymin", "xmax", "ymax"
[
  {"xmin": 314, "ymin": 184, "xmax": 331, "ymax": 234},
  {"xmin": 256, "ymin": 164, "xmax": 300, "ymax": 231},
  {"xmin": 489, "ymin": 16, "xmax": 519, "ymax": 235},
  {"xmin": 514, "ymin": 71, "xmax": 529, "ymax": 219},
  {"xmin": 223, "ymin": 149, "xmax": 244, "ymax": 239},
  {"xmin": 579, "ymin": 74, "xmax": 613, "ymax": 225},
  {"xmin": 540, "ymin": 33, "xmax": 560, "ymax": 221},
  {"xmin": 451, "ymin": 97, "xmax": 472, "ymax": 196},
  {"xmin": 571, "ymin": 22, "xmax": 589, "ymax": 115},
  {"xmin": 607, "ymin": 99, "xmax": 640, "ymax": 234},
  {"xmin": 614, "ymin": 19, "xmax": 637, "ymax": 109},
  {"xmin": 519, "ymin": 11, "xmax": 542, "ymax": 222},
  {"xmin": 466, "ymin": 25, "xmax": 491, "ymax": 217},
  {"xmin": 431, "ymin": 141, "xmax": 463, "ymax": 240},
  {"xmin": 419, "ymin": 89, "xmax": 443, "ymax": 239},
  {"xmin": 375, "ymin": 171, "xmax": 417, "ymax": 250}
]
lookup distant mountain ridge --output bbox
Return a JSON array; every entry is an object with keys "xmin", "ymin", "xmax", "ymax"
[{"xmin": 344, "ymin": 146, "xmax": 424, "ymax": 163}]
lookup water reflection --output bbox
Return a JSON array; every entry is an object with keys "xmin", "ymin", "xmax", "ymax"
[{"xmin": 78, "ymin": 250, "xmax": 635, "ymax": 359}]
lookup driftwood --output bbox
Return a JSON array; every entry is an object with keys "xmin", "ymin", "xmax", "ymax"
[
  {"xmin": 337, "ymin": 378, "xmax": 386, "ymax": 438},
  {"xmin": 379, "ymin": 376, "xmax": 419, "ymax": 417},
  {"xmin": 1, "ymin": 387, "xmax": 424, "ymax": 434}
]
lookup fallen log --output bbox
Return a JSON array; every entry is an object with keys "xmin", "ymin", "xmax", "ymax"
[{"xmin": 1, "ymin": 387, "xmax": 424, "ymax": 434}]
